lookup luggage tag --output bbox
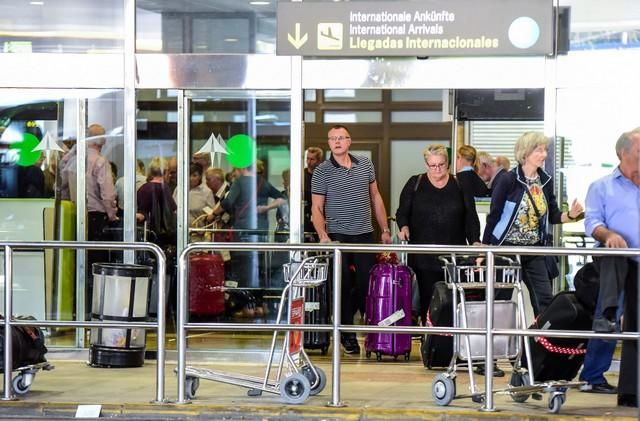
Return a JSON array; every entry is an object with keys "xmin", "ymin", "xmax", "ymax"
[{"xmin": 378, "ymin": 309, "xmax": 405, "ymax": 326}]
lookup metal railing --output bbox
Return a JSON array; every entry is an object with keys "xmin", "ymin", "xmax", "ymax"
[
  {"xmin": 0, "ymin": 241, "xmax": 168, "ymax": 403},
  {"xmin": 176, "ymin": 242, "xmax": 640, "ymax": 411}
]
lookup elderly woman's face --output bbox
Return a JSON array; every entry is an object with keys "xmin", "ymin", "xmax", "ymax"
[
  {"xmin": 525, "ymin": 144, "xmax": 548, "ymax": 169},
  {"xmin": 425, "ymin": 154, "xmax": 448, "ymax": 181}
]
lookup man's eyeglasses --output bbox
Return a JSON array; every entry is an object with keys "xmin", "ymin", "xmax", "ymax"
[
  {"xmin": 427, "ymin": 163, "xmax": 447, "ymax": 170},
  {"xmin": 328, "ymin": 136, "xmax": 351, "ymax": 142}
]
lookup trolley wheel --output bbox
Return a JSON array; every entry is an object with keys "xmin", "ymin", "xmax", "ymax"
[
  {"xmin": 12, "ymin": 374, "xmax": 32, "ymax": 395},
  {"xmin": 548, "ymin": 393, "xmax": 564, "ymax": 414},
  {"xmin": 321, "ymin": 345, "xmax": 328, "ymax": 356},
  {"xmin": 509, "ymin": 371, "xmax": 531, "ymax": 403},
  {"xmin": 404, "ymin": 352, "xmax": 410, "ymax": 361},
  {"xmin": 185, "ymin": 376, "xmax": 199, "ymax": 400},
  {"xmin": 376, "ymin": 352, "xmax": 382, "ymax": 362},
  {"xmin": 279, "ymin": 373, "xmax": 311, "ymax": 404},
  {"xmin": 365, "ymin": 351, "xmax": 371, "ymax": 359},
  {"xmin": 432, "ymin": 373, "xmax": 455, "ymax": 406},
  {"xmin": 302, "ymin": 365, "xmax": 327, "ymax": 396}
]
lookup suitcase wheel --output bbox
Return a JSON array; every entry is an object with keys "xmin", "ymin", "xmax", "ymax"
[
  {"xmin": 432, "ymin": 373, "xmax": 455, "ymax": 406},
  {"xmin": 321, "ymin": 345, "xmax": 328, "ymax": 356},
  {"xmin": 365, "ymin": 351, "xmax": 371, "ymax": 359},
  {"xmin": 509, "ymin": 371, "xmax": 530, "ymax": 403},
  {"xmin": 376, "ymin": 352, "xmax": 382, "ymax": 362},
  {"xmin": 404, "ymin": 352, "xmax": 410, "ymax": 361},
  {"xmin": 471, "ymin": 394, "xmax": 485, "ymax": 404},
  {"xmin": 185, "ymin": 376, "xmax": 199, "ymax": 400}
]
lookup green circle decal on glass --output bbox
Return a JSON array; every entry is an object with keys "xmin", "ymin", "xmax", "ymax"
[
  {"xmin": 9, "ymin": 132, "xmax": 42, "ymax": 166},
  {"xmin": 226, "ymin": 134, "xmax": 256, "ymax": 168}
]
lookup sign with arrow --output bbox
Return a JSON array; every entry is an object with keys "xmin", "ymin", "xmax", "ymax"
[
  {"xmin": 287, "ymin": 23, "xmax": 308, "ymax": 49},
  {"xmin": 276, "ymin": 0, "xmax": 552, "ymax": 57}
]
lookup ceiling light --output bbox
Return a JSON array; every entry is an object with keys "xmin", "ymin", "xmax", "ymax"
[
  {"xmin": 249, "ymin": 1, "xmax": 270, "ymax": 5},
  {"xmin": 224, "ymin": 38, "xmax": 239, "ymax": 42},
  {"xmin": 30, "ymin": 1, "xmax": 44, "ymax": 4}
]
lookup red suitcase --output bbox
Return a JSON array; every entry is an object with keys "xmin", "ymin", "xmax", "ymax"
[{"xmin": 189, "ymin": 253, "xmax": 225, "ymax": 317}]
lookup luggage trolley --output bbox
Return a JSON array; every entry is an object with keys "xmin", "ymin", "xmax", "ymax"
[
  {"xmin": 431, "ymin": 255, "xmax": 583, "ymax": 413},
  {"xmin": 182, "ymin": 254, "xmax": 330, "ymax": 404}
]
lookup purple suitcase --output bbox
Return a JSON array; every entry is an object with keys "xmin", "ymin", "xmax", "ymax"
[{"xmin": 364, "ymin": 262, "xmax": 413, "ymax": 361}]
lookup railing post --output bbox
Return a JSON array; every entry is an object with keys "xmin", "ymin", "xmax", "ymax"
[
  {"xmin": 328, "ymin": 247, "xmax": 345, "ymax": 407},
  {"xmin": 480, "ymin": 250, "xmax": 496, "ymax": 412},
  {"xmin": 153, "ymin": 249, "xmax": 167, "ymax": 403},
  {"xmin": 2, "ymin": 245, "xmax": 15, "ymax": 401},
  {"xmin": 176, "ymin": 247, "xmax": 189, "ymax": 404}
]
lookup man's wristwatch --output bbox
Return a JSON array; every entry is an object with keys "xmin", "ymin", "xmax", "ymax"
[{"xmin": 382, "ymin": 228, "xmax": 391, "ymax": 234}]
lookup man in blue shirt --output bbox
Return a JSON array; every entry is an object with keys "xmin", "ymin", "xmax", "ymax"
[{"xmin": 580, "ymin": 128, "xmax": 640, "ymax": 405}]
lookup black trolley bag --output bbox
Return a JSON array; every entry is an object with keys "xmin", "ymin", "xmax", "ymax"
[
  {"xmin": 303, "ymin": 273, "xmax": 331, "ymax": 355},
  {"xmin": 0, "ymin": 316, "xmax": 48, "ymax": 371},
  {"xmin": 518, "ymin": 291, "xmax": 592, "ymax": 382},
  {"xmin": 420, "ymin": 281, "xmax": 486, "ymax": 368}
]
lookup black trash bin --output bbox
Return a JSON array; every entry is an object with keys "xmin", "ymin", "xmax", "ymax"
[{"xmin": 89, "ymin": 263, "xmax": 152, "ymax": 368}]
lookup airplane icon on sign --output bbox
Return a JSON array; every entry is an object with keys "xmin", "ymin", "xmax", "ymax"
[
  {"xmin": 317, "ymin": 23, "xmax": 343, "ymax": 50},
  {"xmin": 320, "ymin": 26, "xmax": 340, "ymax": 41}
]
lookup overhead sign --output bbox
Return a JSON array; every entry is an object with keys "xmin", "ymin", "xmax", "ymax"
[{"xmin": 277, "ymin": 0, "xmax": 553, "ymax": 57}]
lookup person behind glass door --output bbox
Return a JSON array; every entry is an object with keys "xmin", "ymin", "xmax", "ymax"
[
  {"xmin": 482, "ymin": 131, "xmax": 584, "ymax": 316},
  {"xmin": 311, "ymin": 124, "xmax": 392, "ymax": 355},
  {"xmin": 455, "ymin": 144, "xmax": 490, "ymax": 198},
  {"xmin": 175, "ymin": 163, "xmax": 215, "ymax": 226},
  {"xmin": 304, "ymin": 146, "xmax": 324, "ymax": 242},
  {"xmin": 212, "ymin": 162, "xmax": 284, "ymax": 289}
]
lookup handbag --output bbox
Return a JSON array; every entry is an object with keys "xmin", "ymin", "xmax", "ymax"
[{"xmin": 190, "ymin": 214, "xmax": 213, "ymax": 243}]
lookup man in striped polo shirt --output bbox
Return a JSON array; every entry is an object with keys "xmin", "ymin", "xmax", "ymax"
[{"xmin": 311, "ymin": 124, "xmax": 392, "ymax": 355}]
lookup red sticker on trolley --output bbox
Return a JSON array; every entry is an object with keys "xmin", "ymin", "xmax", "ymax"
[{"xmin": 289, "ymin": 297, "xmax": 305, "ymax": 355}]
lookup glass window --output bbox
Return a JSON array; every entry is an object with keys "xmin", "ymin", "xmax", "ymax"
[
  {"xmin": 391, "ymin": 111, "xmax": 443, "ymax": 123},
  {"xmin": 0, "ymin": 0, "xmax": 124, "ymax": 54},
  {"xmin": 304, "ymin": 111, "xmax": 316, "ymax": 123},
  {"xmin": 136, "ymin": 1, "xmax": 276, "ymax": 54},
  {"xmin": 324, "ymin": 111, "xmax": 382, "ymax": 123},
  {"xmin": 324, "ymin": 89, "xmax": 382, "ymax": 102},
  {"xmin": 392, "ymin": 90, "xmax": 443, "ymax": 102}
]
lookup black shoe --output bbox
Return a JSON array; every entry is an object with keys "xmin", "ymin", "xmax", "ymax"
[
  {"xmin": 475, "ymin": 364, "xmax": 505, "ymax": 378},
  {"xmin": 593, "ymin": 317, "xmax": 617, "ymax": 333},
  {"xmin": 341, "ymin": 335, "xmax": 360, "ymax": 355},
  {"xmin": 617, "ymin": 394, "xmax": 638, "ymax": 407},
  {"xmin": 583, "ymin": 380, "xmax": 617, "ymax": 394}
]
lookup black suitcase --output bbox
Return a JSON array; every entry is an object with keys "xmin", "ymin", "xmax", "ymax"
[
  {"xmin": 0, "ymin": 316, "xmax": 48, "ymax": 371},
  {"xmin": 421, "ymin": 282, "xmax": 454, "ymax": 368},
  {"xmin": 304, "ymin": 283, "xmax": 330, "ymax": 355},
  {"xmin": 420, "ymin": 281, "xmax": 485, "ymax": 368},
  {"xmin": 519, "ymin": 291, "xmax": 592, "ymax": 382}
]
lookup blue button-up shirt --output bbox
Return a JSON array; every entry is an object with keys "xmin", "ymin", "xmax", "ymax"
[{"xmin": 585, "ymin": 167, "xmax": 640, "ymax": 261}]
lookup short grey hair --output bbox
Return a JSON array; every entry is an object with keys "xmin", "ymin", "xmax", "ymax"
[
  {"xmin": 615, "ymin": 127, "xmax": 640, "ymax": 158},
  {"xmin": 423, "ymin": 144, "xmax": 449, "ymax": 164},
  {"xmin": 514, "ymin": 132, "xmax": 549, "ymax": 165}
]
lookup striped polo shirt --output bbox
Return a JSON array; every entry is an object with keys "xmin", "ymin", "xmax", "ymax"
[{"xmin": 311, "ymin": 153, "xmax": 375, "ymax": 235}]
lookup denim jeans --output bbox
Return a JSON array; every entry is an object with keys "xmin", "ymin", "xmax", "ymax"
[{"xmin": 579, "ymin": 289, "xmax": 624, "ymax": 385}]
